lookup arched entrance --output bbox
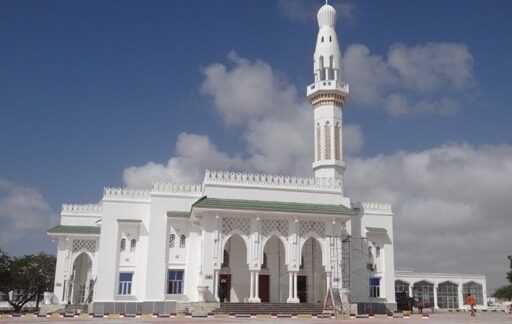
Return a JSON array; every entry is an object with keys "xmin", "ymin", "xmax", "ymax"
[
  {"xmin": 219, "ymin": 234, "xmax": 249, "ymax": 302},
  {"xmin": 261, "ymin": 236, "xmax": 287, "ymax": 302},
  {"xmin": 71, "ymin": 253, "xmax": 92, "ymax": 304},
  {"xmin": 300, "ymin": 237, "xmax": 325, "ymax": 303}
]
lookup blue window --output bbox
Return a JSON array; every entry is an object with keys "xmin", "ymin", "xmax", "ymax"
[
  {"xmin": 370, "ymin": 277, "xmax": 380, "ymax": 297},
  {"xmin": 118, "ymin": 272, "xmax": 133, "ymax": 295},
  {"xmin": 168, "ymin": 270, "xmax": 184, "ymax": 294}
]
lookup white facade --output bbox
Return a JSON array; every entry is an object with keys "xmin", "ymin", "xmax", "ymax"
[{"xmin": 46, "ymin": 3, "xmax": 486, "ymax": 315}]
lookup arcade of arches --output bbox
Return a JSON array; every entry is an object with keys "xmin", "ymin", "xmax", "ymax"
[
  {"xmin": 395, "ymin": 279, "xmax": 484, "ymax": 309},
  {"xmin": 218, "ymin": 234, "xmax": 327, "ymax": 303}
]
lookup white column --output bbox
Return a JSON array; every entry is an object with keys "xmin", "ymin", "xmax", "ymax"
[
  {"xmin": 408, "ymin": 284, "xmax": 413, "ymax": 298},
  {"xmin": 326, "ymin": 272, "xmax": 331, "ymax": 291},
  {"xmin": 287, "ymin": 272, "xmax": 293, "ymax": 303},
  {"xmin": 249, "ymin": 271, "xmax": 255, "ymax": 302},
  {"xmin": 254, "ymin": 271, "xmax": 260, "ymax": 303},
  {"xmin": 457, "ymin": 283, "xmax": 463, "ymax": 310},
  {"xmin": 214, "ymin": 270, "xmax": 220, "ymax": 302},
  {"xmin": 434, "ymin": 285, "xmax": 438, "ymax": 309},
  {"xmin": 293, "ymin": 272, "xmax": 298, "ymax": 301}
]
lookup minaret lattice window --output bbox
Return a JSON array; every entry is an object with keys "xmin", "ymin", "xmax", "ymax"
[
  {"xmin": 335, "ymin": 122, "xmax": 341, "ymax": 160},
  {"xmin": 324, "ymin": 121, "xmax": 331, "ymax": 160},
  {"xmin": 316, "ymin": 123, "xmax": 321, "ymax": 161},
  {"xmin": 120, "ymin": 238, "xmax": 126, "ymax": 252},
  {"xmin": 169, "ymin": 234, "xmax": 175, "ymax": 248}
]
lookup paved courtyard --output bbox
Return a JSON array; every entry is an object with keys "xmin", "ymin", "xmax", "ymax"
[{"xmin": 0, "ymin": 312, "xmax": 510, "ymax": 324}]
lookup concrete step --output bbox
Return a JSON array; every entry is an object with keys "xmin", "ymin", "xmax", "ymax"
[{"xmin": 213, "ymin": 303, "xmax": 324, "ymax": 314}]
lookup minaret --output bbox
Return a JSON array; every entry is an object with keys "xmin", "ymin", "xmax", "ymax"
[{"xmin": 307, "ymin": 2, "xmax": 349, "ymax": 194}]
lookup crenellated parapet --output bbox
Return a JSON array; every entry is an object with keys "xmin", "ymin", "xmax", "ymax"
[
  {"xmin": 61, "ymin": 203, "xmax": 103, "ymax": 216},
  {"xmin": 360, "ymin": 201, "xmax": 393, "ymax": 214},
  {"xmin": 152, "ymin": 182, "xmax": 202, "ymax": 196},
  {"xmin": 204, "ymin": 169, "xmax": 342, "ymax": 192},
  {"xmin": 103, "ymin": 187, "xmax": 151, "ymax": 202}
]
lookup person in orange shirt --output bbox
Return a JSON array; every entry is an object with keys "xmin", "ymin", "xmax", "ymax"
[{"xmin": 466, "ymin": 293, "xmax": 476, "ymax": 316}]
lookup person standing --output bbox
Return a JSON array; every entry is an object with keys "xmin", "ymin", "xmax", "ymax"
[{"xmin": 466, "ymin": 293, "xmax": 476, "ymax": 316}]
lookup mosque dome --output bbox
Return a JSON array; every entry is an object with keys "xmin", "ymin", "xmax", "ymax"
[{"xmin": 317, "ymin": 3, "xmax": 336, "ymax": 28}]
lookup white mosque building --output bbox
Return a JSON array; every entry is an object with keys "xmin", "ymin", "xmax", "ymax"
[{"xmin": 46, "ymin": 3, "xmax": 487, "ymax": 315}]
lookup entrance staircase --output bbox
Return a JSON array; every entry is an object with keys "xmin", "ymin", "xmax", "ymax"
[{"xmin": 213, "ymin": 303, "xmax": 324, "ymax": 315}]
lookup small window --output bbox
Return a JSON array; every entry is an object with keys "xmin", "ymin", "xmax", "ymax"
[
  {"xmin": 130, "ymin": 239, "xmax": 137, "ymax": 251},
  {"xmin": 375, "ymin": 246, "xmax": 381, "ymax": 257},
  {"xmin": 168, "ymin": 270, "xmax": 184, "ymax": 294},
  {"xmin": 169, "ymin": 234, "xmax": 175, "ymax": 248},
  {"xmin": 179, "ymin": 235, "xmax": 186, "ymax": 248},
  {"xmin": 321, "ymin": 36, "xmax": 324, "ymax": 42},
  {"xmin": 222, "ymin": 250, "xmax": 229, "ymax": 268},
  {"xmin": 120, "ymin": 238, "xmax": 126, "ymax": 252},
  {"xmin": 329, "ymin": 36, "xmax": 332, "ymax": 42},
  {"xmin": 118, "ymin": 272, "xmax": 133, "ymax": 295},
  {"xmin": 370, "ymin": 277, "xmax": 380, "ymax": 297}
]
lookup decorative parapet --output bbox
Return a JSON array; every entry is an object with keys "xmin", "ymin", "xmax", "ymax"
[
  {"xmin": 152, "ymin": 182, "xmax": 202, "ymax": 196},
  {"xmin": 203, "ymin": 170, "xmax": 342, "ymax": 192},
  {"xmin": 61, "ymin": 204, "xmax": 102, "ymax": 216},
  {"xmin": 103, "ymin": 187, "xmax": 151, "ymax": 202},
  {"xmin": 360, "ymin": 201, "xmax": 393, "ymax": 214}
]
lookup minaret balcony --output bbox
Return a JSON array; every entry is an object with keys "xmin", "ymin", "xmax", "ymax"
[{"xmin": 307, "ymin": 80, "xmax": 349, "ymax": 97}]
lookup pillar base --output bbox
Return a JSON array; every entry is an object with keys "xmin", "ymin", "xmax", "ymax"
[{"xmin": 286, "ymin": 298, "xmax": 300, "ymax": 303}]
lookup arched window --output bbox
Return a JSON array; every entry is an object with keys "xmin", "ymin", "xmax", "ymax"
[
  {"xmin": 120, "ymin": 238, "xmax": 126, "ymax": 252},
  {"xmin": 316, "ymin": 123, "xmax": 321, "ymax": 161},
  {"xmin": 375, "ymin": 246, "xmax": 381, "ymax": 258},
  {"xmin": 334, "ymin": 122, "xmax": 341, "ymax": 160},
  {"xmin": 321, "ymin": 36, "xmax": 324, "ymax": 43},
  {"xmin": 169, "ymin": 234, "xmax": 175, "ymax": 248},
  {"xmin": 179, "ymin": 235, "xmax": 186, "ymax": 248},
  {"xmin": 413, "ymin": 281, "xmax": 435, "ymax": 308},
  {"xmin": 319, "ymin": 56, "xmax": 325, "ymax": 80},
  {"xmin": 463, "ymin": 282, "xmax": 483, "ymax": 305},
  {"xmin": 329, "ymin": 55, "xmax": 334, "ymax": 79},
  {"xmin": 130, "ymin": 239, "xmax": 137, "ymax": 252},
  {"xmin": 324, "ymin": 121, "xmax": 331, "ymax": 160},
  {"xmin": 438, "ymin": 282, "xmax": 459, "ymax": 308},
  {"xmin": 395, "ymin": 280, "xmax": 410, "ymax": 295},
  {"xmin": 329, "ymin": 36, "xmax": 332, "ymax": 42}
]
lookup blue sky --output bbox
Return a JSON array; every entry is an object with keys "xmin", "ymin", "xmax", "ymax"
[{"xmin": 1, "ymin": 0, "xmax": 511, "ymax": 291}]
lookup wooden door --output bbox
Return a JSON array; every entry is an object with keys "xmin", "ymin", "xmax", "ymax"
[
  {"xmin": 218, "ymin": 274, "xmax": 231, "ymax": 302},
  {"xmin": 259, "ymin": 275, "xmax": 270, "ymax": 302},
  {"xmin": 297, "ymin": 275, "xmax": 307, "ymax": 303}
]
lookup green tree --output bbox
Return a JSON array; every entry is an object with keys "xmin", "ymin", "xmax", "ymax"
[
  {"xmin": 0, "ymin": 250, "xmax": 56, "ymax": 313},
  {"xmin": 493, "ymin": 285, "xmax": 512, "ymax": 301}
]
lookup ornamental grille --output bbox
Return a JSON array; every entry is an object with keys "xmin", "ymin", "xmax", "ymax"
[
  {"xmin": 299, "ymin": 220, "xmax": 326, "ymax": 237},
  {"xmin": 316, "ymin": 124, "xmax": 321, "ymax": 161},
  {"xmin": 221, "ymin": 217, "xmax": 250, "ymax": 236},
  {"xmin": 335, "ymin": 123, "xmax": 341, "ymax": 160},
  {"xmin": 324, "ymin": 122, "xmax": 331, "ymax": 160},
  {"xmin": 72, "ymin": 239, "xmax": 96, "ymax": 254},
  {"xmin": 262, "ymin": 219, "xmax": 288, "ymax": 239}
]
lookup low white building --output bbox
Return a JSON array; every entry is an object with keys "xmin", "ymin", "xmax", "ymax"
[
  {"xmin": 395, "ymin": 269, "xmax": 487, "ymax": 310},
  {"xmin": 46, "ymin": 3, "xmax": 486, "ymax": 315}
]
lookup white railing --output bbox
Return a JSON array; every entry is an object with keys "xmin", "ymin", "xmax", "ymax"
[
  {"xmin": 204, "ymin": 170, "xmax": 342, "ymax": 191},
  {"xmin": 61, "ymin": 204, "xmax": 102, "ymax": 215}
]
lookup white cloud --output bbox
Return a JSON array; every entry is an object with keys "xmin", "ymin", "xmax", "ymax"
[
  {"xmin": 345, "ymin": 143, "xmax": 512, "ymax": 290},
  {"xmin": 0, "ymin": 179, "xmax": 57, "ymax": 250},
  {"xmin": 343, "ymin": 42, "xmax": 477, "ymax": 116},
  {"xmin": 277, "ymin": 0, "xmax": 355, "ymax": 24},
  {"xmin": 123, "ymin": 53, "xmax": 364, "ymax": 187}
]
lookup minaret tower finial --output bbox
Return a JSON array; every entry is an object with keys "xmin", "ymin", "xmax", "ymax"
[{"xmin": 307, "ymin": 2, "xmax": 349, "ymax": 194}]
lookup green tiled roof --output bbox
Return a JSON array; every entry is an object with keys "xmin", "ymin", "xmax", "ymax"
[
  {"xmin": 192, "ymin": 197, "xmax": 355, "ymax": 216},
  {"xmin": 167, "ymin": 211, "xmax": 190, "ymax": 218},
  {"xmin": 366, "ymin": 227, "xmax": 387, "ymax": 233},
  {"xmin": 47, "ymin": 225, "xmax": 100, "ymax": 235}
]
